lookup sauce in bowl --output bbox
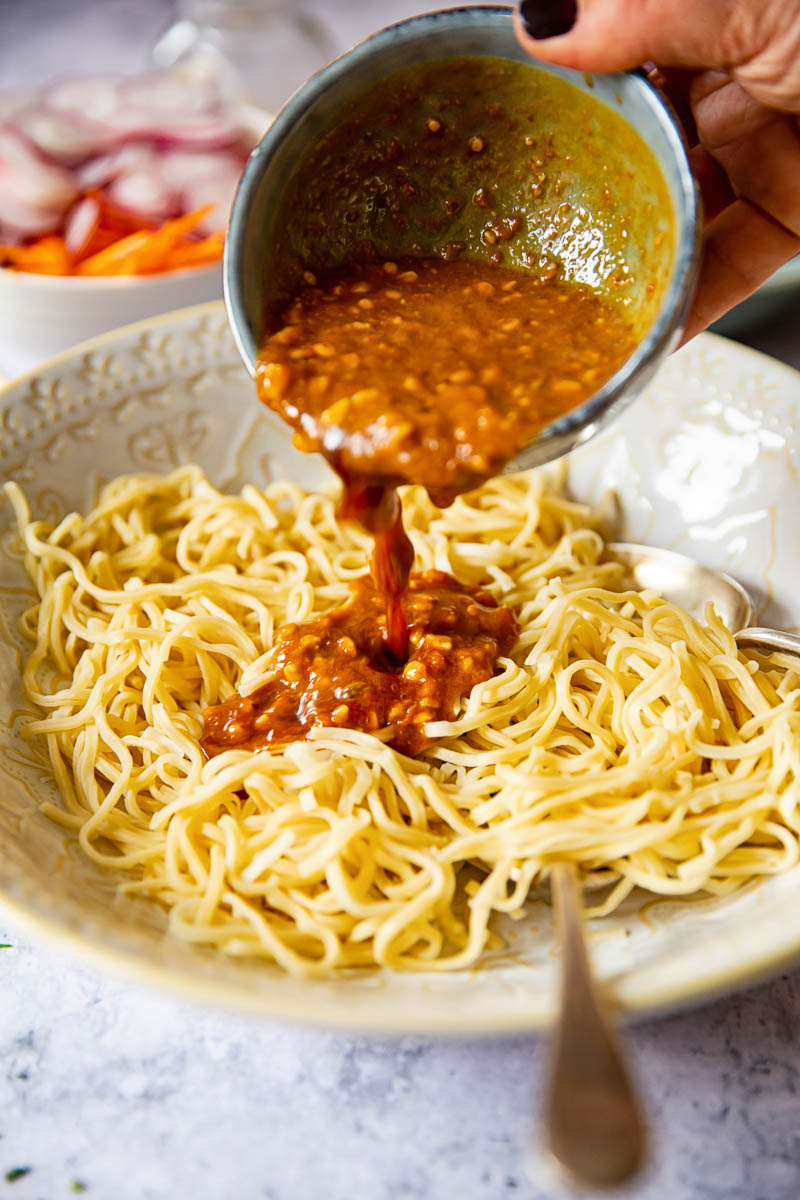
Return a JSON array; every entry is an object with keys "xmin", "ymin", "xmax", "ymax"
[{"xmin": 258, "ymin": 257, "xmax": 636, "ymax": 498}]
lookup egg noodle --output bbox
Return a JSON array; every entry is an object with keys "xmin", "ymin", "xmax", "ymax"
[{"xmin": 7, "ymin": 467, "xmax": 800, "ymax": 976}]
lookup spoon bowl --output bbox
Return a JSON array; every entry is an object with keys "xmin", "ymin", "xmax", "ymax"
[
  {"xmin": 607, "ymin": 541, "xmax": 753, "ymax": 630},
  {"xmin": 608, "ymin": 541, "xmax": 800, "ymax": 656}
]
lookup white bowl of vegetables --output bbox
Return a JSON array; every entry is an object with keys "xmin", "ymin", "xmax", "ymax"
[{"xmin": 0, "ymin": 69, "xmax": 268, "ymax": 377}]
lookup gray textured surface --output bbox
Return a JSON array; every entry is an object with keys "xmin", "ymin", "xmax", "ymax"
[
  {"xmin": 4, "ymin": 925, "xmax": 800, "ymax": 1200},
  {"xmin": 2, "ymin": 2, "xmax": 800, "ymax": 1197}
]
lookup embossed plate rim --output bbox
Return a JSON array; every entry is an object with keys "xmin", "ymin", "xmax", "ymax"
[{"xmin": 2, "ymin": 301, "xmax": 800, "ymax": 1033}]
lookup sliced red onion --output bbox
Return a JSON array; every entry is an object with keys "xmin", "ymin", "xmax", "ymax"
[
  {"xmin": 179, "ymin": 156, "xmax": 244, "ymax": 233},
  {"xmin": 74, "ymin": 143, "xmax": 152, "ymax": 189},
  {"xmin": 42, "ymin": 71, "xmax": 245, "ymax": 150},
  {"xmin": 157, "ymin": 147, "xmax": 241, "ymax": 186},
  {"xmin": 0, "ymin": 125, "xmax": 77, "ymax": 234},
  {"xmin": 44, "ymin": 76, "xmax": 123, "ymax": 123},
  {"xmin": 165, "ymin": 148, "xmax": 244, "ymax": 231},
  {"xmin": 74, "ymin": 150, "xmax": 126, "ymax": 190},
  {"xmin": 0, "ymin": 221, "xmax": 23, "ymax": 245},
  {"xmin": 0, "ymin": 89, "xmax": 30, "ymax": 124},
  {"xmin": 28, "ymin": 108, "xmax": 242, "ymax": 157},
  {"xmin": 0, "ymin": 197, "xmax": 61, "ymax": 238},
  {"xmin": 63, "ymin": 194, "xmax": 100, "ymax": 255},
  {"xmin": 135, "ymin": 118, "xmax": 244, "ymax": 150},
  {"xmin": 85, "ymin": 143, "xmax": 181, "ymax": 221},
  {"xmin": 13, "ymin": 103, "xmax": 116, "ymax": 164},
  {"xmin": 107, "ymin": 165, "xmax": 180, "ymax": 221},
  {"xmin": 0, "ymin": 125, "xmax": 75, "ymax": 189},
  {"xmin": 0, "ymin": 70, "xmax": 259, "ymax": 243},
  {"xmin": 116, "ymin": 72, "xmax": 222, "ymax": 120}
]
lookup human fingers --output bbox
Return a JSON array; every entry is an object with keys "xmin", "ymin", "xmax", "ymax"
[
  {"xmin": 691, "ymin": 73, "xmax": 800, "ymax": 235},
  {"xmin": 635, "ymin": 69, "xmax": 800, "ymax": 335},
  {"xmin": 688, "ymin": 145, "xmax": 735, "ymax": 223},
  {"xmin": 681, "ymin": 199, "xmax": 800, "ymax": 342},
  {"xmin": 514, "ymin": 0, "xmax": 797, "ymax": 84}
]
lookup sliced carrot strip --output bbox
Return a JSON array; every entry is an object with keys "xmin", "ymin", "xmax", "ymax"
[
  {"xmin": 0, "ymin": 237, "xmax": 72, "ymax": 274},
  {"xmin": 157, "ymin": 232, "xmax": 225, "ymax": 270},
  {"xmin": 112, "ymin": 206, "xmax": 216, "ymax": 274},
  {"xmin": 1, "ymin": 202, "xmax": 223, "ymax": 277},
  {"xmin": 78, "ymin": 227, "xmax": 120, "ymax": 259},
  {"xmin": 75, "ymin": 229, "xmax": 155, "ymax": 275},
  {"xmin": 89, "ymin": 190, "xmax": 157, "ymax": 237},
  {"xmin": 76, "ymin": 205, "xmax": 215, "ymax": 275}
]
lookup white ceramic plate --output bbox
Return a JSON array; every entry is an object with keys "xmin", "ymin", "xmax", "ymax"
[{"xmin": 1, "ymin": 303, "xmax": 800, "ymax": 1034}]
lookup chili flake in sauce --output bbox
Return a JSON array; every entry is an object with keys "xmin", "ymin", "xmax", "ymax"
[{"xmin": 202, "ymin": 570, "xmax": 517, "ymax": 759}]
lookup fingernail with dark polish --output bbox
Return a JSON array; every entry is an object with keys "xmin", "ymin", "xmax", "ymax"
[{"xmin": 519, "ymin": 0, "xmax": 577, "ymax": 40}]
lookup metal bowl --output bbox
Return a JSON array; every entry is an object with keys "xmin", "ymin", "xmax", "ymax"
[{"xmin": 224, "ymin": 5, "xmax": 700, "ymax": 472}]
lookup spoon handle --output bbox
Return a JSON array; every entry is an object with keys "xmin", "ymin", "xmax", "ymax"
[
  {"xmin": 736, "ymin": 627, "xmax": 800, "ymax": 655},
  {"xmin": 545, "ymin": 861, "xmax": 646, "ymax": 1189}
]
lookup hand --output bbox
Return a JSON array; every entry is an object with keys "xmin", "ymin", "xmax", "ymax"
[{"xmin": 515, "ymin": 0, "xmax": 800, "ymax": 339}]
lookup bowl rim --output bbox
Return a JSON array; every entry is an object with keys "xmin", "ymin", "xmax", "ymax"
[
  {"xmin": 0, "ymin": 260, "xmax": 222, "ymax": 290},
  {"xmin": 224, "ymin": 2, "xmax": 701, "ymax": 468}
]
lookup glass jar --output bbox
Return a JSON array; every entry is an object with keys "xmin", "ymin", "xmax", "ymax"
[{"xmin": 152, "ymin": 0, "xmax": 338, "ymax": 114}]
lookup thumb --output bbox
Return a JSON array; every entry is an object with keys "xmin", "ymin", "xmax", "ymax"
[{"xmin": 514, "ymin": 0, "xmax": 761, "ymax": 74}]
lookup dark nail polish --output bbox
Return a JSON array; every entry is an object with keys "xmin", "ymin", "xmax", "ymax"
[{"xmin": 519, "ymin": 0, "xmax": 577, "ymax": 40}]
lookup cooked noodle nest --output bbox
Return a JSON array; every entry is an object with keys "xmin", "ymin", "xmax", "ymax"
[{"xmin": 6, "ymin": 466, "xmax": 800, "ymax": 977}]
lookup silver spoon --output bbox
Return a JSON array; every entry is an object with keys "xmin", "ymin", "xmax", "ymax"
[
  {"xmin": 607, "ymin": 541, "xmax": 800, "ymax": 655},
  {"xmin": 542, "ymin": 541, "xmax": 799, "ymax": 1190}
]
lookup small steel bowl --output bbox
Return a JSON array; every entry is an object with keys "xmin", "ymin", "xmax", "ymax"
[{"xmin": 224, "ymin": 5, "xmax": 700, "ymax": 472}]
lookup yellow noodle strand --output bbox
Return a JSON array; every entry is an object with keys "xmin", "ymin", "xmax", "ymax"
[{"xmin": 7, "ymin": 467, "xmax": 800, "ymax": 977}]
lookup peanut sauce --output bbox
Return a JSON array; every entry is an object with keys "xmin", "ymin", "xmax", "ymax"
[
  {"xmin": 202, "ymin": 53, "xmax": 655, "ymax": 760},
  {"xmin": 204, "ymin": 258, "xmax": 635, "ymax": 754},
  {"xmin": 202, "ymin": 570, "xmax": 518, "ymax": 759},
  {"xmin": 257, "ymin": 257, "xmax": 636, "ymax": 499},
  {"xmin": 255, "ymin": 254, "xmax": 634, "ymax": 664}
]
